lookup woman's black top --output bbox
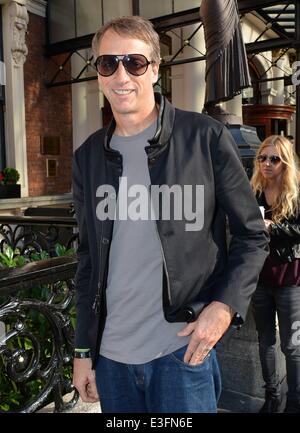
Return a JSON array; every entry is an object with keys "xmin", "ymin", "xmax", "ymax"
[{"xmin": 257, "ymin": 192, "xmax": 300, "ymax": 288}]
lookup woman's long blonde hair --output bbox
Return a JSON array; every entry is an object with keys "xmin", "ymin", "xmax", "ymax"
[{"xmin": 251, "ymin": 135, "xmax": 299, "ymax": 223}]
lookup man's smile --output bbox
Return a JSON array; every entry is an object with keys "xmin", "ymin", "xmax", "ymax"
[{"xmin": 113, "ymin": 89, "xmax": 134, "ymax": 95}]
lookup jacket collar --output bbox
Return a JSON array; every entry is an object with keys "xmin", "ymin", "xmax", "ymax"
[{"xmin": 104, "ymin": 92, "xmax": 175, "ymax": 153}]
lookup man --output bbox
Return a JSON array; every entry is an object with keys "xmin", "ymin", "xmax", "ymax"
[{"xmin": 72, "ymin": 15, "xmax": 269, "ymax": 413}]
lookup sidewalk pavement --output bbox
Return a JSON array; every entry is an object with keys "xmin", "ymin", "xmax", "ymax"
[
  {"xmin": 38, "ymin": 393, "xmax": 100, "ymax": 413},
  {"xmin": 38, "ymin": 386, "xmax": 276, "ymax": 413},
  {"xmin": 38, "ymin": 392, "xmax": 263, "ymax": 413}
]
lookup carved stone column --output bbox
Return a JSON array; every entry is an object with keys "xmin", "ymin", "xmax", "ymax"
[
  {"xmin": 11, "ymin": 1, "xmax": 28, "ymax": 65},
  {"xmin": 225, "ymin": 94, "xmax": 243, "ymax": 124},
  {"xmin": 272, "ymin": 49, "xmax": 286, "ymax": 105},
  {"xmin": 261, "ymin": 87, "xmax": 277, "ymax": 105},
  {"xmin": 169, "ymin": 24, "xmax": 206, "ymax": 112},
  {"xmin": 2, "ymin": 0, "xmax": 29, "ymax": 196}
]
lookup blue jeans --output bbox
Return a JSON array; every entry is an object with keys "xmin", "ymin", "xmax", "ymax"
[
  {"xmin": 252, "ymin": 285, "xmax": 300, "ymax": 402},
  {"xmin": 95, "ymin": 345, "xmax": 222, "ymax": 413}
]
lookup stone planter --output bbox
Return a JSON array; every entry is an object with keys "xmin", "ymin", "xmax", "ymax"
[{"xmin": 0, "ymin": 184, "xmax": 21, "ymax": 199}]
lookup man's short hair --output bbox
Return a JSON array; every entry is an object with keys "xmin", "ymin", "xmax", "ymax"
[{"xmin": 92, "ymin": 16, "xmax": 161, "ymax": 65}]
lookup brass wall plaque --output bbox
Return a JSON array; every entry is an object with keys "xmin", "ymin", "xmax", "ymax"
[
  {"xmin": 46, "ymin": 159, "xmax": 57, "ymax": 177},
  {"xmin": 41, "ymin": 136, "xmax": 60, "ymax": 155}
]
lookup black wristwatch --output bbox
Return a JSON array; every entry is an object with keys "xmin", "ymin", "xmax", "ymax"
[{"xmin": 74, "ymin": 350, "xmax": 91, "ymax": 359}]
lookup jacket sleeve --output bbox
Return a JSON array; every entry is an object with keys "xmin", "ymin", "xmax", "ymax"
[
  {"xmin": 72, "ymin": 148, "xmax": 92, "ymax": 349},
  {"xmin": 211, "ymin": 126, "xmax": 269, "ymax": 321}
]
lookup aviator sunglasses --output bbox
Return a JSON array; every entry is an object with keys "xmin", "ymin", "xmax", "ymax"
[
  {"xmin": 257, "ymin": 154, "xmax": 281, "ymax": 165},
  {"xmin": 94, "ymin": 54, "xmax": 154, "ymax": 77}
]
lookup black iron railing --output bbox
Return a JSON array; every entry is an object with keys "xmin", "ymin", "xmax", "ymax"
[
  {"xmin": 0, "ymin": 256, "xmax": 79, "ymax": 413},
  {"xmin": 0, "ymin": 216, "xmax": 78, "ymax": 257},
  {"xmin": 0, "ymin": 215, "xmax": 80, "ymax": 413}
]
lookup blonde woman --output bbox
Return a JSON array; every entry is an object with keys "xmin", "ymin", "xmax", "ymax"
[{"xmin": 251, "ymin": 135, "xmax": 300, "ymax": 413}]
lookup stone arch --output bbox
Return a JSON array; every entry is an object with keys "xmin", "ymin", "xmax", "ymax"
[{"xmin": 248, "ymin": 54, "xmax": 275, "ymax": 104}]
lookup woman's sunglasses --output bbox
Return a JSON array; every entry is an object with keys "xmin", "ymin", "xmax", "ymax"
[
  {"xmin": 94, "ymin": 54, "xmax": 154, "ymax": 77},
  {"xmin": 257, "ymin": 154, "xmax": 281, "ymax": 165}
]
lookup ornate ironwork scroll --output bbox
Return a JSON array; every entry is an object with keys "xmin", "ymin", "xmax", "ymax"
[
  {"xmin": 0, "ymin": 256, "xmax": 79, "ymax": 413},
  {"xmin": 0, "ymin": 216, "xmax": 78, "ymax": 258}
]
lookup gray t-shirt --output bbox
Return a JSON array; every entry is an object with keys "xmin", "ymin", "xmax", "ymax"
[{"xmin": 100, "ymin": 121, "xmax": 189, "ymax": 364}]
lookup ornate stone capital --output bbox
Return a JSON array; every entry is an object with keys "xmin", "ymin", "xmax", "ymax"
[
  {"xmin": 9, "ymin": 1, "xmax": 29, "ymax": 66},
  {"xmin": 261, "ymin": 87, "xmax": 277, "ymax": 104},
  {"xmin": 272, "ymin": 48, "xmax": 286, "ymax": 60}
]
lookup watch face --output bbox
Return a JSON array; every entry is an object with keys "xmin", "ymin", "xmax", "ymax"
[{"xmin": 74, "ymin": 351, "xmax": 91, "ymax": 358}]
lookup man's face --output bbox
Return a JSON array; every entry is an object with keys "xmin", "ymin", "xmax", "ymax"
[{"xmin": 97, "ymin": 30, "xmax": 159, "ymax": 117}]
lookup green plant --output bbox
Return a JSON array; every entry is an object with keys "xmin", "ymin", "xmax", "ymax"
[
  {"xmin": 0, "ymin": 167, "xmax": 20, "ymax": 185},
  {"xmin": 55, "ymin": 243, "xmax": 75, "ymax": 257},
  {"xmin": 0, "ymin": 243, "xmax": 75, "ymax": 270},
  {"xmin": 29, "ymin": 250, "xmax": 50, "ymax": 262},
  {"xmin": 0, "ymin": 246, "xmax": 28, "ymax": 269}
]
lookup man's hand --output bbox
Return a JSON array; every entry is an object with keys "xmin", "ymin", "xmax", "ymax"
[
  {"xmin": 177, "ymin": 301, "xmax": 234, "ymax": 366},
  {"xmin": 73, "ymin": 358, "xmax": 99, "ymax": 403}
]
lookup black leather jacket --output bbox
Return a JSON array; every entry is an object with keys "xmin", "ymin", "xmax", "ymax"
[
  {"xmin": 72, "ymin": 93, "xmax": 269, "ymax": 366},
  {"xmin": 257, "ymin": 193, "xmax": 300, "ymax": 263}
]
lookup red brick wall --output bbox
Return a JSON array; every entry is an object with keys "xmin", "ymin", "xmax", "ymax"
[{"xmin": 24, "ymin": 12, "xmax": 72, "ymax": 197}]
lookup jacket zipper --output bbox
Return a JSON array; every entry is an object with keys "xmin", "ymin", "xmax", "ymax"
[
  {"xmin": 147, "ymin": 157, "xmax": 172, "ymax": 305},
  {"xmin": 92, "ymin": 227, "xmax": 104, "ymax": 368},
  {"xmin": 151, "ymin": 189, "xmax": 172, "ymax": 306},
  {"xmin": 93, "ymin": 211, "xmax": 105, "ymax": 315},
  {"xmin": 92, "ymin": 256, "xmax": 102, "ymax": 315},
  {"xmin": 159, "ymin": 230, "xmax": 172, "ymax": 305},
  {"xmin": 93, "ymin": 162, "xmax": 122, "ymax": 313}
]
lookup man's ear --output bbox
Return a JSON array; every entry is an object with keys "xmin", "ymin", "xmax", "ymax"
[{"xmin": 151, "ymin": 63, "xmax": 160, "ymax": 85}]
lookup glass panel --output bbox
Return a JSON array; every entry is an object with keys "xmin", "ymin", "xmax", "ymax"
[
  {"xmin": 139, "ymin": 0, "xmax": 172, "ymax": 19},
  {"xmin": 49, "ymin": 0, "xmax": 75, "ymax": 43},
  {"xmin": 76, "ymin": 0, "xmax": 102, "ymax": 37},
  {"xmin": 174, "ymin": 0, "xmax": 202, "ymax": 13},
  {"xmin": 103, "ymin": 0, "xmax": 132, "ymax": 23}
]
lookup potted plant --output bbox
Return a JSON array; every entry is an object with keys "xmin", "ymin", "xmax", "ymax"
[{"xmin": 0, "ymin": 167, "xmax": 21, "ymax": 198}]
